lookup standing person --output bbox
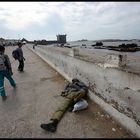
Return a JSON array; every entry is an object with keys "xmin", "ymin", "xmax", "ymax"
[
  {"xmin": 33, "ymin": 41, "xmax": 37, "ymax": 49},
  {"xmin": 40, "ymin": 78, "xmax": 88, "ymax": 132},
  {"xmin": 0, "ymin": 45, "xmax": 16, "ymax": 101},
  {"xmin": 16, "ymin": 42, "xmax": 25, "ymax": 72}
]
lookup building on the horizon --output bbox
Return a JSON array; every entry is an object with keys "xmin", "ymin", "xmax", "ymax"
[
  {"xmin": 0, "ymin": 34, "xmax": 67, "ymax": 46},
  {"xmin": 0, "ymin": 38, "xmax": 5, "ymax": 45},
  {"xmin": 0, "ymin": 37, "xmax": 19, "ymax": 46},
  {"xmin": 56, "ymin": 34, "xmax": 67, "ymax": 44},
  {"xmin": 34, "ymin": 34, "xmax": 67, "ymax": 45}
]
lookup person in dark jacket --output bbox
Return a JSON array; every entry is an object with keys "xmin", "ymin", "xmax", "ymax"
[
  {"xmin": 40, "ymin": 78, "xmax": 88, "ymax": 132},
  {"xmin": 16, "ymin": 42, "xmax": 25, "ymax": 72},
  {"xmin": 0, "ymin": 45, "xmax": 16, "ymax": 101}
]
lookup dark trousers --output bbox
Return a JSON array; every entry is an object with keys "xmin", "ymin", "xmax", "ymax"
[{"xmin": 18, "ymin": 59, "xmax": 24, "ymax": 71}]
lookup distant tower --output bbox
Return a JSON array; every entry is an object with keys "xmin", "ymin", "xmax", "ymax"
[{"xmin": 56, "ymin": 34, "xmax": 67, "ymax": 44}]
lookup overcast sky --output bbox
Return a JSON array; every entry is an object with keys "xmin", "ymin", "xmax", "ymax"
[{"xmin": 0, "ymin": 2, "xmax": 140, "ymax": 41}]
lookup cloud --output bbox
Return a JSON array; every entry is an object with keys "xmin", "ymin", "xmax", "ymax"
[
  {"xmin": 0, "ymin": 2, "xmax": 49, "ymax": 30},
  {"xmin": 0, "ymin": 2, "xmax": 140, "ymax": 40}
]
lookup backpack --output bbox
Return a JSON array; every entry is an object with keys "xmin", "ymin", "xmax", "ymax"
[
  {"xmin": 12, "ymin": 49, "xmax": 19, "ymax": 60},
  {"xmin": 0, "ymin": 55, "xmax": 6, "ymax": 70}
]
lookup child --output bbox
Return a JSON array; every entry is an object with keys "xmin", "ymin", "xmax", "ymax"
[{"xmin": 0, "ymin": 45, "xmax": 16, "ymax": 101}]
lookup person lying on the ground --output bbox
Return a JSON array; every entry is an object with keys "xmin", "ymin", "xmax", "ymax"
[{"xmin": 40, "ymin": 78, "xmax": 88, "ymax": 133}]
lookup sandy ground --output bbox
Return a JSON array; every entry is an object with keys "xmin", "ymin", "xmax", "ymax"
[{"xmin": 0, "ymin": 45, "xmax": 135, "ymax": 138}]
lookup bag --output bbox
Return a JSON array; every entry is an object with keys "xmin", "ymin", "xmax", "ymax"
[
  {"xmin": 0, "ymin": 55, "xmax": 6, "ymax": 70},
  {"xmin": 12, "ymin": 49, "xmax": 19, "ymax": 60},
  {"xmin": 4, "ymin": 55, "xmax": 11, "ymax": 71},
  {"xmin": 72, "ymin": 99, "xmax": 88, "ymax": 112}
]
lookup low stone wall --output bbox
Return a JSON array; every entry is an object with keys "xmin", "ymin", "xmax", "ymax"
[{"xmin": 28, "ymin": 45, "xmax": 140, "ymax": 137}]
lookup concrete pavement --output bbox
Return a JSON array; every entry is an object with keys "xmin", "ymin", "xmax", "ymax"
[{"xmin": 0, "ymin": 45, "xmax": 135, "ymax": 138}]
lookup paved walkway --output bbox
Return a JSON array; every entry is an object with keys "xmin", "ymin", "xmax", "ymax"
[{"xmin": 0, "ymin": 45, "xmax": 135, "ymax": 138}]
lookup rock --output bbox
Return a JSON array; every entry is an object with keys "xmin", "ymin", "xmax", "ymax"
[
  {"xmin": 96, "ymin": 42, "xmax": 103, "ymax": 46},
  {"xmin": 106, "ymin": 115, "xmax": 110, "ymax": 119},
  {"xmin": 101, "ymin": 115, "xmax": 104, "ymax": 117},
  {"xmin": 112, "ymin": 128, "xmax": 116, "ymax": 132}
]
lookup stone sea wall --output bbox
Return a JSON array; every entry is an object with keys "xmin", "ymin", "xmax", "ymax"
[{"xmin": 28, "ymin": 45, "xmax": 140, "ymax": 137}]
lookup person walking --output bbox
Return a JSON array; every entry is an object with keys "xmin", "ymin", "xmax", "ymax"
[
  {"xmin": 16, "ymin": 42, "xmax": 25, "ymax": 72},
  {"xmin": 33, "ymin": 42, "xmax": 37, "ymax": 49},
  {"xmin": 0, "ymin": 45, "xmax": 16, "ymax": 101},
  {"xmin": 40, "ymin": 78, "xmax": 88, "ymax": 132}
]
